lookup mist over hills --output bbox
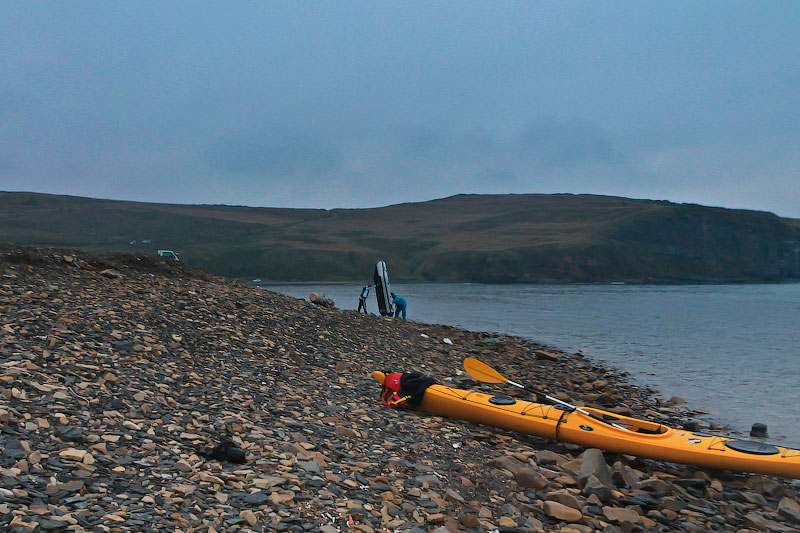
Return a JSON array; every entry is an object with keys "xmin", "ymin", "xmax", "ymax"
[{"xmin": 2, "ymin": 191, "xmax": 799, "ymax": 283}]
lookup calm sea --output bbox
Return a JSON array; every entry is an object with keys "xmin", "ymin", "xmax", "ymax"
[{"xmin": 261, "ymin": 282, "xmax": 800, "ymax": 446}]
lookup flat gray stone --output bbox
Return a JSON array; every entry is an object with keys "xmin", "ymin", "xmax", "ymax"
[
  {"xmin": 243, "ymin": 491, "xmax": 269, "ymax": 506},
  {"xmin": 297, "ymin": 460, "xmax": 320, "ymax": 473}
]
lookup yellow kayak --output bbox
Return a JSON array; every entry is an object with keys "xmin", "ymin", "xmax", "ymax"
[{"xmin": 373, "ymin": 371, "xmax": 800, "ymax": 478}]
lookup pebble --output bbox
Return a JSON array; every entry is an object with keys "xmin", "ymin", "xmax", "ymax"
[
  {"xmin": 547, "ymin": 489, "xmax": 582, "ymax": 510},
  {"xmin": 543, "ymin": 500, "xmax": 583, "ymax": 522},
  {"xmin": 516, "ymin": 467, "xmax": 549, "ymax": 490},
  {"xmin": 0, "ymin": 243, "xmax": 797, "ymax": 533},
  {"xmin": 243, "ymin": 492, "xmax": 269, "ymax": 506},
  {"xmin": 602, "ymin": 505, "xmax": 641, "ymax": 523}
]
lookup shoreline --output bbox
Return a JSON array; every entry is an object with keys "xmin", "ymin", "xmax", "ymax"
[
  {"xmin": 1, "ymin": 244, "xmax": 799, "ymax": 532},
  {"xmin": 263, "ymin": 280, "xmax": 799, "ymax": 446},
  {"xmin": 251, "ymin": 279, "xmax": 800, "ymax": 287}
]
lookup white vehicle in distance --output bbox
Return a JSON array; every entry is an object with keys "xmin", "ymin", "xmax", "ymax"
[{"xmin": 157, "ymin": 250, "xmax": 180, "ymax": 261}]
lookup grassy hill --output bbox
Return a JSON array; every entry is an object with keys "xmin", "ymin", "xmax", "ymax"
[{"xmin": 2, "ymin": 191, "xmax": 799, "ymax": 282}]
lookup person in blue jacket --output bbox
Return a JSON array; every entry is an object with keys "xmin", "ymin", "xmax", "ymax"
[{"xmin": 390, "ymin": 292, "xmax": 407, "ymax": 320}]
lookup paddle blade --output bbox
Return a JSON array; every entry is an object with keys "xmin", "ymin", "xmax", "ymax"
[{"xmin": 463, "ymin": 357, "xmax": 508, "ymax": 384}]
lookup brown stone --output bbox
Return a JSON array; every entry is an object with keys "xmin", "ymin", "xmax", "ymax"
[
  {"xmin": 561, "ymin": 457, "xmax": 583, "ymax": 473},
  {"xmin": 602, "ymin": 506, "xmax": 641, "ymax": 523},
  {"xmin": 634, "ymin": 477, "xmax": 670, "ymax": 492},
  {"xmin": 100, "ymin": 268, "xmax": 123, "ymax": 279},
  {"xmin": 534, "ymin": 349, "xmax": 559, "ymax": 361},
  {"xmin": 335, "ymin": 426, "xmax": 358, "ymax": 437},
  {"xmin": 240, "ymin": 509, "xmax": 258, "ymax": 526},
  {"xmin": 543, "ymin": 501, "xmax": 582, "ymax": 522},
  {"xmin": 535, "ymin": 449, "xmax": 566, "ymax": 465},
  {"xmin": 662, "ymin": 508, "xmax": 678, "ymax": 521},
  {"xmin": 459, "ymin": 513, "xmax": 480, "ymax": 528},
  {"xmin": 269, "ymin": 490, "xmax": 295, "ymax": 505},
  {"xmin": 761, "ymin": 476, "xmax": 785, "ymax": 498},
  {"xmin": 426, "ymin": 513, "xmax": 445, "ymax": 524},
  {"xmin": 488, "ymin": 455, "xmax": 526, "ymax": 475},
  {"xmin": 9, "ymin": 516, "xmax": 37, "ymax": 532},
  {"xmin": 515, "ymin": 467, "xmax": 548, "ymax": 490},
  {"xmin": 498, "ymin": 516, "xmax": 517, "ymax": 527},
  {"xmin": 743, "ymin": 511, "xmax": 768, "ymax": 531},
  {"xmin": 58, "ymin": 448, "xmax": 87, "ymax": 461},
  {"xmin": 778, "ymin": 497, "xmax": 800, "ymax": 524},
  {"xmin": 445, "ymin": 488, "xmax": 464, "ymax": 504},
  {"xmin": 175, "ymin": 459, "xmax": 193, "ymax": 471},
  {"xmin": 547, "ymin": 490, "xmax": 582, "ymax": 510}
]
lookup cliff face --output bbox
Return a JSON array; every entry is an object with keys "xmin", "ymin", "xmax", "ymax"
[
  {"xmin": 434, "ymin": 205, "xmax": 800, "ymax": 283},
  {"xmin": 604, "ymin": 205, "xmax": 800, "ymax": 282},
  {"xmin": 2, "ymin": 191, "xmax": 799, "ymax": 282}
]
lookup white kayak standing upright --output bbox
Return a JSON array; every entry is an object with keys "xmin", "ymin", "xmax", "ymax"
[{"xmin": 373, "ymin": 260, "xmax": 393, "ymax": 316}]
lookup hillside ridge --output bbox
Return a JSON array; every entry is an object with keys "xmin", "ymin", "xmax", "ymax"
[{"xmin": 2, "ymin": 191, "xmax": 799, "ymax": 283}]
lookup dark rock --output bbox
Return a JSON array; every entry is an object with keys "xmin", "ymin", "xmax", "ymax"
[
  {"xmin": 686, "ymin": 504, "xmax": 715, "ymax": 515},
  {"xmin": 778, "ymin": 497, "xmax": 800, "ymax": 524},
  {"xmin": 580, "ymin": 449, "xmax": 612, "ymax": 486},
  {"xmin": 673, "ymin": 478, "xmax": 707, "ymax": 491},
  {"xmin": 54, "ymin": 426, "xmax": 84, "ymax": 444},
  {"xmin": 2, "ymin": 437, "xmax": 27, "ymax": 460},
  {"xmin": 582, "ymin": 475, "xmax": 614, "ymax": 503},
  {"xmin": 682, "ymin": 420, "xmax": 700, "ymax": 431},
  {"xmin": 515, "ymin": 468, "xmax": 548, "ymax": 490},
  {"xmin": 243, "ymin": 492, "xmax": 270, "ymax": 506},
  {"xmin": 205, "ymin": 441, "xmax": 247, "ymax": 464},
  {"xmin": 623, "ymin": 496, "xmax": 660, "ymax": 509},
  {"xmin": 36, "ymin": 518, "xmax": 70, "ymax": 530},
  {"xmin": 297, "ymin": 460, "xmax": 320, "ymax": 473},
  {"xmin": 488, "ymin": 455, "xmax": 526, "ymax": 475}
]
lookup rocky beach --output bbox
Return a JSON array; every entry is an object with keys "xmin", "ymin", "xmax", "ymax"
[{"xmin": 2, "ymin": 244, "xmax": 799, "ymax": 532}]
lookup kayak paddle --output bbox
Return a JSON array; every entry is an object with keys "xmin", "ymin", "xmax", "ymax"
[{"xmin": 463, "ymin": 357, "xmax": 629, "ymax": 431}]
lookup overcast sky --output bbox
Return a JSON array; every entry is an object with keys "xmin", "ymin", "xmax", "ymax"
[{"xmin": 2, "ymin": 2, "xmax": 799, "ymax": 216}]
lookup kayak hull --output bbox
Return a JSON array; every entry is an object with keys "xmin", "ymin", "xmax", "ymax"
[
  {"xmin": 373, "ymin": 260, "xmax": 392, "ymax": 317},
  {"xmin": 373, "ymin": 372, "xmax": 800, "ymax": 478}
]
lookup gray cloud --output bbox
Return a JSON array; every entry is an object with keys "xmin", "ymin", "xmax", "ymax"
[
  {"xmin": 205, "ymin": 127, "xmax": 344, "ymax": 180},
  {"xmin": 0, "ymin": 2, "xmax": 798, "ymax": 216},
  {"xmin": 514, "ymin": 117, "xmax": 625, "ymax": 168}
]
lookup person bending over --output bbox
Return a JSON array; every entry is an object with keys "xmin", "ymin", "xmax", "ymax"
[{"xmin": 390, "ymin": 292, "xmax": 407, "ymax": 320}]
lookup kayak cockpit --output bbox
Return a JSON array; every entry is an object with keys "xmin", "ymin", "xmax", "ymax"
[{"xmin": 580, "ymin": 407, "xmax": 669, "ymax": 435}]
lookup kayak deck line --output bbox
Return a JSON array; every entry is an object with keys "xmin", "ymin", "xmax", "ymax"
[{"xmin": 373, "ymin": 371, "xmax": 800, "ymax": 478}]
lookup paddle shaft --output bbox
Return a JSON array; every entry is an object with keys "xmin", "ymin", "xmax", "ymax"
[{"xmin": 505, "ymin": 379, "xmax": 630, "ymax": 431}]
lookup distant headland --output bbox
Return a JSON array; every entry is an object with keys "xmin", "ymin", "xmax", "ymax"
[{"xmin": 2, "ymin": 191, "xmax": 799, "ymax": 283}]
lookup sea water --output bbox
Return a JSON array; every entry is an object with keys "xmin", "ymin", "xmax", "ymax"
[{"xmin": 262, "ymin": 282, "xmax": 800, "ymax": 446}]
